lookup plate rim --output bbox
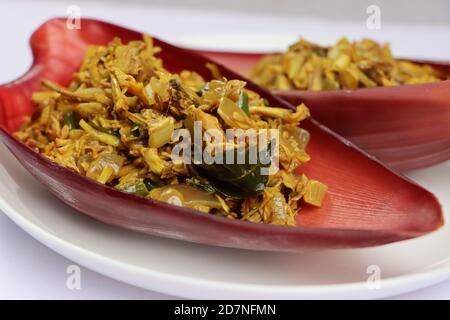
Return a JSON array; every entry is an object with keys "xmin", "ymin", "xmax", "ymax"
[{"xmin": 1, "ymin": 189, "xmax": 450, "ymax": 299}]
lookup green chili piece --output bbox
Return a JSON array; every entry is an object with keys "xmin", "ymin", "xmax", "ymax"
[
  {"xmin": 122, "ymin": 182, "xmax": 149, "ymax": 196},
  {"xmin": 238, "ymin": 90, "xmax": 250, "ymax": 115},
  {"xmin": 64, "ymin": 111, "xmax": 78, "ymax": 130},
  {"xmin": 143, "ymin": 179, "xmax": 164, "ymax": 191},
  {"xmin": 186, "ymin": 177, "xmax": 216, "ymax": 194}
]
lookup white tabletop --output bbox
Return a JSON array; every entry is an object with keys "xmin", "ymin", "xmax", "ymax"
[{"xmin": 1, "ymin": 0, "xmax": 449, "ymax": 299}]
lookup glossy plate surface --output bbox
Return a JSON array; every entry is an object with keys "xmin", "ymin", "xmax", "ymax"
[{"xmin": 0, "ymin": 18, "xmax": 443, "ymax": 251}]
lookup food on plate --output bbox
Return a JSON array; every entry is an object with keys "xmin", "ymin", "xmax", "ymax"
[
  {"xmin": 250, "ymin": 37, "xmax": 449, "ymax": 91},
  {"xmin": 0, "ymin": 18, "xmax": 445, "ymax": 250},
  {"xmin": 14, "ymin": 35, "xmax": 326, "ymax": 227}
]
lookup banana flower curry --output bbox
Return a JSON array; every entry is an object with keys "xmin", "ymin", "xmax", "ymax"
[{"xmin": 14, "ymin": 35, "xmax": 327, "ymax": 227}]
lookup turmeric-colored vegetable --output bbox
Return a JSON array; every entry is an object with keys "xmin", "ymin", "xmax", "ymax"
[
  {"xmin": 15, "ymin": 35, "xmax": 326, "ymax": 226},
  {"xmin": 250, "ymin": 37, "xmax": 449, "ymax": 91}
]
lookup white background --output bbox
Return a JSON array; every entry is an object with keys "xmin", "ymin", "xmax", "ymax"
[{"xmin": 0, "ymin": 0, "xmax": 449, "ymax": 299}]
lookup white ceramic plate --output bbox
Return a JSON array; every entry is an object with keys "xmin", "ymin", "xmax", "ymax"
[{"xmin": 0, "ymin": 140, "xmax": 449, "ymax": 299}]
